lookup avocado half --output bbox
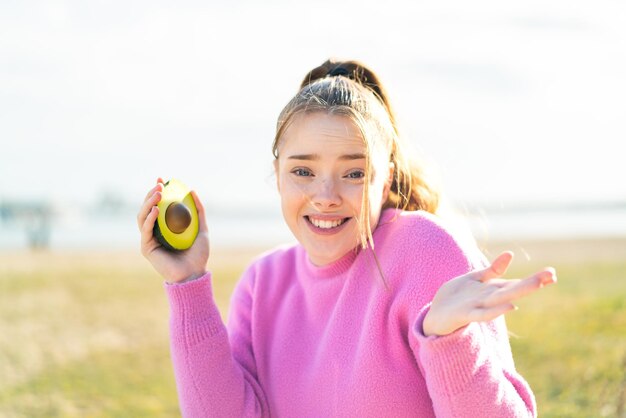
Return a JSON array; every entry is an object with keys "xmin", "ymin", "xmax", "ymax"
[{"xmin": 153, "ymin": 179, "xmax": 199, "ymax": 251}]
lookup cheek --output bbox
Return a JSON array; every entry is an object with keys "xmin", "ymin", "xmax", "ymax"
[
  {"xmin": 370, "ymin": 180, "xmax": 386, "ymax": 202},
  {"xmin": 348, "ymin": 186, "xmax": 365, "ymax": 205},
  {"xmin": 339, "ymin": 184, "xmax": 365, "ymax": 216},
  {"xmin": 278, "ymin": 176, "xmax": 307, "ymax": 209},
  {"xmin": 370, "ymin": 160, "xmax": 392, "ymax": 202}
]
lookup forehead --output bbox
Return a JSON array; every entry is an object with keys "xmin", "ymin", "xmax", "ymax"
[{"xmin": 278, "ymin": 112, "xmax": 365, "ymax": 157}]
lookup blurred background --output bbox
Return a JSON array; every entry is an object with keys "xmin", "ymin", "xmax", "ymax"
[
  {"xmin": 1, "ymin": 0, "xmax": 625, "ymax": 250},
  {"xmin": 1, "ymin": 1, "xmax": 625, "ymax": 417}
]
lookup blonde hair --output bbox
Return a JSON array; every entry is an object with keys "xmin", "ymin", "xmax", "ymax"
[{"xmin": 272, "ymin": 59, "xmax": 439, "ymax": 251}]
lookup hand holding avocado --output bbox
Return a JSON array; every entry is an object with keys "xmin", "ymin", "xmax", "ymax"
[
  {"xmin": 153, "ymin": 179, "xmax": 199, "ymax": 251},
  {"xmin": 137, "ymin": 177, "xmax": 209, "ymax": 284}
]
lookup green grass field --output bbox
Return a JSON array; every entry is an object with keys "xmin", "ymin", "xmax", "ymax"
[{"xmin": 1, "ymin": 240, "xmax": 625, "ymax": 417}]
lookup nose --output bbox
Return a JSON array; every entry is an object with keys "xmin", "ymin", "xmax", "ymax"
[{"xmin": 310, "ymin": 177, "xmax": 341, "ymax": 210}]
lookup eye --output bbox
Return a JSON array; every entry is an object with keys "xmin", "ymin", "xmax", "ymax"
[
  {"xmin": 346, "ymin": 170, "xmax": 365, "ymax": 180},
  {"xmin": 291, "ymin": 168, "xmax": 313, "ymax": 177}
]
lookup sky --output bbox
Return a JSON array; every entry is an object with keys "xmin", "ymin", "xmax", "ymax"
[{"xmin": 1, "ymin": 0, "xmax": 625, "ymax": 217}]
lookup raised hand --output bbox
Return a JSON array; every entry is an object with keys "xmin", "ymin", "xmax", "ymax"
[
  {"xmin": 422, "ymin": 251, "xmax": 556, "ymax": 337},
  {"xmin": 137, "ymin": 178, "xmax": 210, "ymax": 283}
]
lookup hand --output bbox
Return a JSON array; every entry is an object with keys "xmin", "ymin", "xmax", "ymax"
[
  {"xmin": 137, "ymin": 177, "xmax": 210, "ymax": 283},
  {"xmin": 422, "ymin": 251, "xmax": 556, "ymax": 337}
]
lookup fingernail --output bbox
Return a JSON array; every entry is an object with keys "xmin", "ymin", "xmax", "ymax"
[{"xmin": 544, "ymin": 274, "xmax": 556, "ymax": 285}]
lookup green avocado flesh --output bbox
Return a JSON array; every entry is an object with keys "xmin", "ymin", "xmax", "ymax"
[{"xmin": 153, "ymin": 179, "xmax": 199, "ymax": 251}]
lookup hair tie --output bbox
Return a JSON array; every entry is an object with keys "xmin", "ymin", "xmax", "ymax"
[{"xmin": 327, "ymin": 67, "xmax": 351, "ymax": 78}]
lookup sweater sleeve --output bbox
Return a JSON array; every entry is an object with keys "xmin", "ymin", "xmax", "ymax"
[
  {"xmin": 411, "ymin": 306, "xmax": 536, "ymax": 418},
  {"xmin": 405, "ymin": 216, "xmax": 536, "ymax": 418},
  {"xmin": 165, "ymin": 271, "xmax": 269, "ymax": 418}
]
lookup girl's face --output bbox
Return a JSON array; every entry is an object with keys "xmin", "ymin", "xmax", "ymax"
[{"xmin": 274, "ymin": 112, "xmax": 392, "ymax": 266}]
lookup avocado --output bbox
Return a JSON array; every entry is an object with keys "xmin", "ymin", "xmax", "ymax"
[{"xmin": 153, "ymin": 179, "xmax": 199, "ymax": 251}]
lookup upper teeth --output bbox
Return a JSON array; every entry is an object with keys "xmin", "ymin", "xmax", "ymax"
[{"xmin": 310, "ymin": 217, "xmax": 345, "ymax": 229}]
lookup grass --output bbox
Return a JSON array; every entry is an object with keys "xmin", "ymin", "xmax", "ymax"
[
  {"xmin": 0, "ymin": 240, "xmax": 624, "ymax": 417},
  {"xmin": 505, "ymin": 261, "xmax": 626, "ymax": 417},
  {"xmin": 0, "ymin": 250, "xmax": 245, "ymax": 418}
]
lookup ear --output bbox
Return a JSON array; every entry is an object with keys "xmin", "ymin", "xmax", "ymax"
[
  {"xmin": 382, "ymin": 161, "xmax": 395, "ymax": 202},
  {"xmin": 273, "ymin": 159, "xmax": 280, "ymax": 191}
]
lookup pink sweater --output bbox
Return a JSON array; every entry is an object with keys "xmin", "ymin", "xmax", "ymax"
[{"xmin": 165, "ymin": 209, "xmax": 537, "ymax": 417}]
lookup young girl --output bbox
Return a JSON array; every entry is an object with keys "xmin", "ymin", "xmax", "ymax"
[{"xmin": 137, "ymin": 59, "xmax": 556, "ymax": 417}]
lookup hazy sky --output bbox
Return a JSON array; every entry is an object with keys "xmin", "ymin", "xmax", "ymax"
[{"xmin": 2, "ymin": 0, "xmax": 625, "ymax": 215}]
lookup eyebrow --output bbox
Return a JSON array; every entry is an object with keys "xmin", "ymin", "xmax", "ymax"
[{"xmin": 286, "ymin": 153, "xmax": 366, "ymax": 161}]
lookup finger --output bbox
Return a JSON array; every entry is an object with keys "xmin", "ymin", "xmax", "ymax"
[
  {"xmin": 141, "ymin": 205, "xmax": 160, "ymax": 246},
  {"xmin": 190, "ymin": 190, "xmax": 208, "ymax": 233},
  {"xmin": 137, "ymin": 190, "xmax": 161, "ymax": 229},
  {"xmin": 484, "ymin": 278, "xmax": 512, "ymax": 287},
  {"xmin": 144, "ymin": 182, "xmax": 164, "ymax": 201},
  {"xmin": 538, "ymin": 267, "xmax": 557, "ymax": 286},
  {"xmin": 478, "ymin": 251, "xmax": 514, "ymax": 282},
  {"xmin": 483, "ymin": 268, "xmax": 557, "ymax": 307},
  {"xmin": 468, "ymin": 303, "xmax": 517, "ymax": 323}
]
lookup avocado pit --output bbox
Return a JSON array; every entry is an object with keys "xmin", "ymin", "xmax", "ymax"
[{"xmin": 165, "ymin": 202, "xmax": 192, "ymax": 234}]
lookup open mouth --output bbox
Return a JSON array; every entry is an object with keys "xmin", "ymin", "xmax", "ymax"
[{"xmin": 305, "ymin": 216, "xmax": 351, "ymax": 230}]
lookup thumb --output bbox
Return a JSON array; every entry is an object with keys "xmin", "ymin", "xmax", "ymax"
[
  {"xmin": 190, "ymin": 190, "xmax": 208, "ymax": 234},
  {"xmin": 479, "ymin": 251, "xmax": 514, "ymax": 282}
]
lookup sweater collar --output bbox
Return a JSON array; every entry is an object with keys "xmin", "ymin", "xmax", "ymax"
[{"xmin": 301, "ymin": 245, "xmax": 360, "ymax": 279}]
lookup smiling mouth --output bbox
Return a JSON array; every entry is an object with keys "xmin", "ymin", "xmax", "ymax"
[{"xmin": 305, "ymin": 216, "xmax": 351, "ymax": 230}]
